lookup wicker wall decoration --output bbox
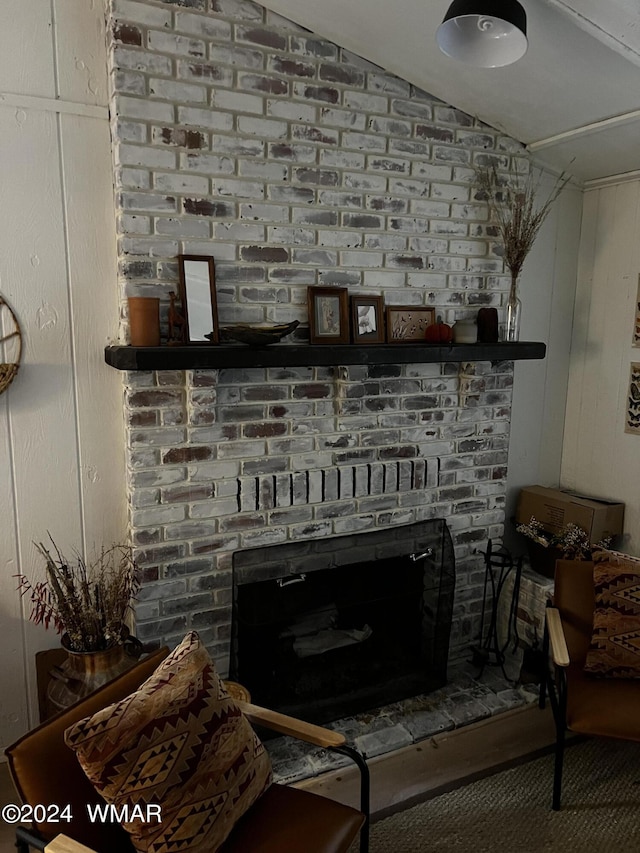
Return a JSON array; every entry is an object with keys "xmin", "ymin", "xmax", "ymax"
[{"xmin": 0, "ymin": 294, "xmax": 22, "ymax": 395}]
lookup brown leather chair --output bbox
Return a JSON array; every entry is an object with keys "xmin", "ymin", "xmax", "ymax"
[
  {"xmin": 540, "ymin": 559, "xmax": 640, "ymax": 809},
  {"xmin": 6, "ymin": 648, "xmax": 369, "ymax": 853}
]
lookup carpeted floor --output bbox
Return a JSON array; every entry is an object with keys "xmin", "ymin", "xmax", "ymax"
[{"xmin": 365, "ymin": 738, "xmax": 640, "ymax": 852}]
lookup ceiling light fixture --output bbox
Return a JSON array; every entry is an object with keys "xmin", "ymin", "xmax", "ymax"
[{"xmin": 436, "ymin": 0, "xmax": 528, "ymax": 68}]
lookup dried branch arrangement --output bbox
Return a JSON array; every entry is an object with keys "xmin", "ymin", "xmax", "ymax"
[
  {"xmin": 516, "ymin": 515, "xmax": 611, "ymax": 560},
  {"xmin": 476, "ymin": 160, "xmax": 571, "ymax": 280},
  {"xmin": 17, "ymin": 537, "xmax": 139, "ymax": 652}
]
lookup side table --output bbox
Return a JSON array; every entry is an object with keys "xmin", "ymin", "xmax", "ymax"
[{"xmin": 36, "ymin": 649, "xmax": 251, "ymax": 722}]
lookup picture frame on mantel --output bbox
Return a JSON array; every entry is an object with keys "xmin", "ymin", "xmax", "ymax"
[
  {"xmin": 351, "ymin": 295, "xmax": 385, "ymax": 344},
  {"xmin": 177, "ymin": 254, "xmax": 219, "ymax": 344},
  {"xmin": 386, "ymin": 306, "xmax": 435, "ymax": 342},
  {"xmin": 308, "ymin": 286, "xmax": 349, "ymax": 344}
]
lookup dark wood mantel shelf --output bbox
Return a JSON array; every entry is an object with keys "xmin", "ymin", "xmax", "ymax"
[{"xmin": 104, "ymin": 341, "xmax": 546, "ymax": 371}]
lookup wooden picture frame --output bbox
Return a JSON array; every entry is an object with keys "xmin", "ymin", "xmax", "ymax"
[
  {"xmin": 386, "ymin": 306, "xmax": 436, "ymax": 343},
  {"xmin": 308, "ymin": 286, "xmax": 349, "ymax": 344},
  {"xmin": 351, "ymin": 295, "xmax": 385, "ymax": 344},
  {"xmin": 177, "ymin": 254, "xmax": 218, "ymax": 344}
]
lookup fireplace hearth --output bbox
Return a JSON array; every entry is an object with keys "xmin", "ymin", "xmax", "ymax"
[{"xmin": 230, "ymin": 520, "xmax": 455, "ymax": 724}]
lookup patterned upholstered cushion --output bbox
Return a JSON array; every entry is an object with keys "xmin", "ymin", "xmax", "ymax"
[
  {"xmin": 64, "ymin": 631, "xmax": 272, "ymax": 853},
  {"xmin": 584, "ymin": 551, "xmax": 640, "ymax": 678}
]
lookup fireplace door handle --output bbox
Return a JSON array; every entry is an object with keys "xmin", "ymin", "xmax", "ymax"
[
  {"xmin": 409, "ymin": 549, "xmax": 433, "ymax": 561},
  {"xmin": 277, "ymin": 573, "xmax": 307, "ymax": 587}
]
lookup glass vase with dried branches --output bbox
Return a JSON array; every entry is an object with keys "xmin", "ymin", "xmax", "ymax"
[{"xmin": 476, "ymin": 160, "xmax": 570, "ymax": 341}]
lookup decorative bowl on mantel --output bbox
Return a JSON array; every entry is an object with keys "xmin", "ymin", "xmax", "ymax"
[{"xmin": 217, "ymin": 320, "xmax": 300, "ymax": 347}]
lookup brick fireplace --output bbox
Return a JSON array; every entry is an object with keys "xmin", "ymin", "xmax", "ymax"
[
  {"xmin": 109, "ymin": 0, "xmax": 523, "ymax": 677},
  {"xmin": 230, "ymin": 519, "xmax": 456, "ymax": 722}
]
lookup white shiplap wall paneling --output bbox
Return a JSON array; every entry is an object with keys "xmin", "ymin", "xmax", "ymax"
[
  {"xmin": 561, "ymin": 180, "xmax": 640, "ymax": 553},
  {"xmin": 0, "ymin": 0, "xmax": 124, "ymax": 748}
]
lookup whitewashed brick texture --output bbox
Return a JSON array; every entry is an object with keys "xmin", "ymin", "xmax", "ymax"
[{"xmin": 109, "ymin": 0, "xmax": 521, "ymax": 673}]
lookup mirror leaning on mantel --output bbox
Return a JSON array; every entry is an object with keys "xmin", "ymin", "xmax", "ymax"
[{"xmin": 177, "ymin": 254, "xmax": 219, "ymax": 343}]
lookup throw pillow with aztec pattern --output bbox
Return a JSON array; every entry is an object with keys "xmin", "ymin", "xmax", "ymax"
[
  {"xmin": 64, "ymin": 631, "xmax": 272, "ymax": 852},
  {"xmin": 584, "ymin": 550, "xmax": 640, "ymax": 678}
]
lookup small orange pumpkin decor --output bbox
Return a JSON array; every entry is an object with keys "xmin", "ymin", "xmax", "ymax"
[{"xmin": 425, "ymin": 320, "xmax": 453, "ymax": 343}]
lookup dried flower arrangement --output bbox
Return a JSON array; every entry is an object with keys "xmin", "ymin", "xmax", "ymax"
[
  {"xmin": 475, "ymin": 159, "xmax": 570, "ymax": 340},
  {"xmin": 516, "ymin": 515, "xmax": 610, "ymax": 561},
  {"xmin": 17, "ymin": 538, "xmax": 139, "ymax": 652},
  {"xmin": 475, "ymin": 160, "xmax": 570, "ymax": 283}
]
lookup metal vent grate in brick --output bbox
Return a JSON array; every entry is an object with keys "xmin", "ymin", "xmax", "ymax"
[{"xmin": 237, "ymin": 459, "xmax": 438, "ymax": 512}]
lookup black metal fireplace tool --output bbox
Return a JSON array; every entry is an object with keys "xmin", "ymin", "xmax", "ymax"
[{"xmin": 472, "ymin": 539, "xmax": 523, "ymax": 680}]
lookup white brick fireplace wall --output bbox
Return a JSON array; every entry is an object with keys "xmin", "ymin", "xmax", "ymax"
[{"xmin": 108, "ymin": 0, "xmax": 525, "ymax": 672}]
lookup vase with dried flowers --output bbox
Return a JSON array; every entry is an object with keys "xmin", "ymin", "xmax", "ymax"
[
  {"xmin": 476, "ymin": 159, "xmax": 570, "ymax": 341},
  {"xmin": 516, "ymin": 515, "xmax": 611, "ymax": 577},
  {"xmin": 17, "ymin": 537, "xmax": 141, "ymax": 714}
]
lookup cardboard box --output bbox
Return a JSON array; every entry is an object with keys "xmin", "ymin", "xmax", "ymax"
[{"xmin": 515, "ymin": 485, "xmax": 624, "ymax": 544}]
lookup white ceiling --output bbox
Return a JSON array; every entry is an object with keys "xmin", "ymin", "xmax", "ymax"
[{"xmin": 257, "ymin": 0, "xmax": 640, "ymax": 185}]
